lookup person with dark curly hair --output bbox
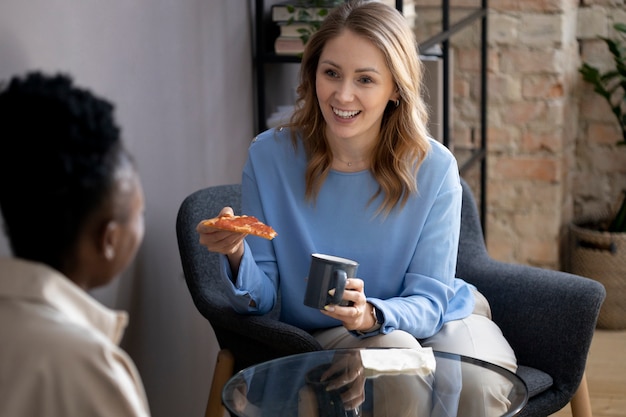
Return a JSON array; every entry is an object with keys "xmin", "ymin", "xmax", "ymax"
[{"xmin": 0, "ymin": 72, "xmax": 149, "ymax": 417}]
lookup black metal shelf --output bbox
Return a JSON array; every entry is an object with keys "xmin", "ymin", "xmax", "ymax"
[
  {"xmin": 257, "ymin": 53, "xmax": 303, "ymax": 63},
  {"xmin": 252, "ymin": 0, "xmax": 488, "ymax": 231}
]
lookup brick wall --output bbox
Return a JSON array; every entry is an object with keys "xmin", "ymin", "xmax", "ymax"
[
  {"xmin": 486, "ymin": 0, "xmax": 625, "ymax": 269},
  {"xmin": 406, "ymin": 0, "xmax": 625, "ymax": 270},
  {"xmin": 485, "ymin": 0, "xmax": 580, "ymax": 269},
  {"xmin": 468, "ymin": 0, "xmax": 626, "ymax": 269}
]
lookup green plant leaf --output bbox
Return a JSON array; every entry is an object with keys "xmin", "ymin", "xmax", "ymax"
[{"xmin": 579, "ymin": 21, "xmax": 626, "ymax": 227}]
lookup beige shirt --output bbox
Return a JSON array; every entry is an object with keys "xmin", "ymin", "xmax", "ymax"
[{"xmin": 0, "ymin": 258, "xmax": 150, "ymax": 417}]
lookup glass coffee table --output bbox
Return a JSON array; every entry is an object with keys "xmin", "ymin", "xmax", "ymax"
[{"xmin": 222, "ymin": 348, "xmax": 528, "ymax": 417}]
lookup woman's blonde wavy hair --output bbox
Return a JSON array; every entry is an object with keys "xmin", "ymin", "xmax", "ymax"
[{"xmin": 284, "ymin": 0, "xmax": 431, "ymax": 215}]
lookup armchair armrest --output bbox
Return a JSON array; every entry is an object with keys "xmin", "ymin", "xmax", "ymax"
[
  {"xmin": 194, "ymin": 295, "xmax": 322, "ymax": 370},
  {"xmin": 459, "ymin": 256, "xmax": 605, "ymax": 392},
  {"xmin": 212, "ymin": 307, "xmax": 322, "ymax": 354}
]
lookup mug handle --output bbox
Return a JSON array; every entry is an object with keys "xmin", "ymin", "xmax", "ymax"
[{"xmin": 330, "ymin": 270, "xmax": 347, "ymax": 305}]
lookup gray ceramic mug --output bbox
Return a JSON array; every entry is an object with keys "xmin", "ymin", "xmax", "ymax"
[{"xmin": 304, "ymin": 253, "xmax": 359, "ymax": 310}]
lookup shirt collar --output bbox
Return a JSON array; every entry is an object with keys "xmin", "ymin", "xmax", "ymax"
[{"xmin": 0, "ymin": 257, "xmax": 128, "ymax": 345}]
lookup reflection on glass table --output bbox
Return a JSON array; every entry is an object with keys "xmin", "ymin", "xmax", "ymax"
[{"xmin": 222, "ymin": 348, "xmax": 528, "ymax": 417}]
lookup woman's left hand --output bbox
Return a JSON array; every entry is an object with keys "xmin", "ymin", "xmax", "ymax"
[
  {"xmin": 321, "ymin": 350, "xmax": 366, "ymax": 411},
  {"xmin": 321, "ymin": 278, "xmax": 376, "ymax": 332}
]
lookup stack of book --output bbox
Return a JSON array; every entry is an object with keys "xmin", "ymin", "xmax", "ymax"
[
  {"xmin": 273, "ymin": 23, "xmax": 311, "ymax": 56},
  {"xmin": 271, "ymin": 1, "xmax": 336, "ymax": 55},
  {"xmin": 271, "ymin": 1, "xmax": 399, "ymax": 56}
]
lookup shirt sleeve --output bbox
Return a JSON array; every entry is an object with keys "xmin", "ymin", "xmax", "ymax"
[
  {"xmin": 216, "ymin": 141, "xmax": 280, "ymax": 315},
  {"xmin": 218, "ymin": 239, "xmax": 278, "ymax": 314}
]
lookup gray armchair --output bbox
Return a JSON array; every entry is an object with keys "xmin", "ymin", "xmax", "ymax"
[
  {"xmin": 176, "ymin": 179, "xmax": 605, "ymax": 416},
  {"xmin": 456, "ymin": 179, "xmax": 605, "ymax": 416}
]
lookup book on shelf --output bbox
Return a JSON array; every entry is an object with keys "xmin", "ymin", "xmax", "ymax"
[
  {"xmin": 272, "ymin": 1, "xmax": 399, "ymax": 23},
  {"xmin": 271, "ymin": 1, "xmax": 339, "ymax": 23},
  {"xmin": 271, "ymin": 1, "xmax": 397, "ymax": 55},
  {"xmin": 274, "ymin": 35, "xmax": 305, "ymax": 55}
]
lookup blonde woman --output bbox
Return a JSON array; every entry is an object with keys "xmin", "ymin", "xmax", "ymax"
[{"xmin": 199, "ymin": 1, "xmax": 517, "ymax": 414}]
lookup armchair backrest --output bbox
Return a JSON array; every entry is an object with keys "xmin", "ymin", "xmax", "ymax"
[
  {"xmin": 457, "ymin": 178, "xmax": 490, "ymax": 270},
  {"xmin": 176, "ymin": 184, "xmax": 241, "ymax": 325}
]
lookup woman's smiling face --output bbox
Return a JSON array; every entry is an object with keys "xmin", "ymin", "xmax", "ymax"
[{"xmin": 316, "ymin": 29, "xmax": 398, "ymax": 146}]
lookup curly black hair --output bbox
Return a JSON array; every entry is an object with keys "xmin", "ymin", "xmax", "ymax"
[{"xmin": 0, "ymin": 71, "xmax": 131, "ymax": 269}]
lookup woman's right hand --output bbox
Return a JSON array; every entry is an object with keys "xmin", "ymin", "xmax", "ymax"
[{"xmin": 196, "ymin": 207, "xmax": 246, "ymax": 273}]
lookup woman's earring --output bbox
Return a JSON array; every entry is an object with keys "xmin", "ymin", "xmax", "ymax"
[
  {"xmin": 394, "ymin": 99, "xmax": 400, "ymax": 107},
  {"xmin": 104, "ymin": 245, "xmax": 115, "ymax": 260}
]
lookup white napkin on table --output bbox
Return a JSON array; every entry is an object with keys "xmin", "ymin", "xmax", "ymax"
[{"xmin": 360, "ymin": 347, "xmax": 436, "ymax": 378}]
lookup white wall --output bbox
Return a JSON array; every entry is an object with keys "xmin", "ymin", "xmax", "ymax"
[{"xmin": 0, "ymin": 1, "xmax": 254, "ymax": 416}]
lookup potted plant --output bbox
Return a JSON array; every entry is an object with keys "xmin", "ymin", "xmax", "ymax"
[{"xmin": 570, "ymin": 22, "xmax": 626, "ymax": 329}]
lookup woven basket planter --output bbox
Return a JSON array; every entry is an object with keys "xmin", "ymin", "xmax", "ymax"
[{"xmin": 569, "ymin": 222, "xmax": 626, "ymax": 330}]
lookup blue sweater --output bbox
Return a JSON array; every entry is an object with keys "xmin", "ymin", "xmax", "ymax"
[{"xmin": 219, "ymin": 127, "xmax": 475, "ymax": 339}]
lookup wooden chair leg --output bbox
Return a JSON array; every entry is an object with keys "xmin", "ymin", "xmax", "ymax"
[
  {"xmin": 206, "ymin": 349, "xmax": 235, "ymax": 417},
  {"xmin": 570, "ymin": 372, "xmax": 592, "ymax": 417}
]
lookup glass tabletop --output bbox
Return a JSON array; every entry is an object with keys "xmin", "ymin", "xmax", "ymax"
[{"xmin": 223, "ymin": 348, "xmax": 528, "ymax": 417}]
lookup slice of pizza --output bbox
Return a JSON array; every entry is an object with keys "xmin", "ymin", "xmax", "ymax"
[{"xmin": 197, "ymin": 214, "xmax": 277, "ymax": 240}]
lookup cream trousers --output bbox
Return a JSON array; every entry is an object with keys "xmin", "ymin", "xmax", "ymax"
[{"xmin": 309, "ymin": 290, "xmax": 518, "ymax": 417}]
